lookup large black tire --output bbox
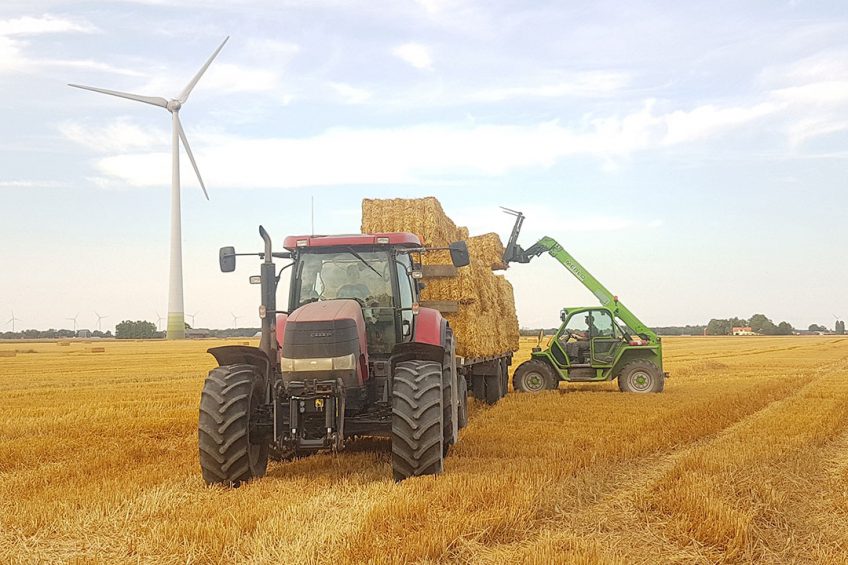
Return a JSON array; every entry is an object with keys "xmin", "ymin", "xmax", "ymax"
[
  {"xmin": 442, "ymin": 330, "xmax": 458, "ymax": 454},
  {"xmin": 392, "ymin": 360, "xmax": 444, "ymax": 481},
  {"xmin": 617, "ymin": 359, "xmax": 664, "ymax": 393},
  {"xmin": 513, "ymin": 359, "xmax": 557, "ymax": 393},
  {"xmin": 198, "ymin": 364, "xmax": 269, "ymax": 486},
  {"xmin": 457, "ymin": 374, "xmax": 468, "ymax": 429}
]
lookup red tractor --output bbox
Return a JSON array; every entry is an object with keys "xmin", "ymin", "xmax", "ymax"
[{"xmin": 198, "ymin": 226, "xmax": 471, "ymax": 484}]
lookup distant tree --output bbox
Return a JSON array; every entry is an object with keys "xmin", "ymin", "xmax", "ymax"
[
  {"xmin": 776, "ymin": 321, "xmax": 794, "ymax": 335},
  {"xmin": 706, "ymin": 319, "xmax": 731, "ymax": 335},
  {"xmin": 808, "ymin": 324, "xmax": 827, "ymax": 333},
  {"xmin": 749, "ymin": 314, "xmax": 778, "ymax": 335},
  {"xmin": 115, "ymin": 320, "xmax": 158, "ymax": 339}
]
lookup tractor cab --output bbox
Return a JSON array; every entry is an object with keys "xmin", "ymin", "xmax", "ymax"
[{"xmin": 281, "ymin": 233, "xmax": 423, "ymax": 358}]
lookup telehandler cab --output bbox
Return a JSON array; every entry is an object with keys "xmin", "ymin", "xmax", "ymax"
[{"xmin": 502, "ymin": 209, "xmax": 667, "ymax": 393}]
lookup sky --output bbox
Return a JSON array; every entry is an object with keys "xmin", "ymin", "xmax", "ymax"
[{"xmin": 1, "ymin": 0, "xmax": 847, "ymax": 333}]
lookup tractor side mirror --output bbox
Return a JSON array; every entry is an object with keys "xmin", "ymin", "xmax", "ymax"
[
  {"xmin": 219, "ymin": 246, "xmax": 236, "ymax": 272},
  {"xmin": 448, "ymin": 241, "xmax": 470, "ymax": 267},
  {"xmin": 560, "ymin": 309, "xmax": 567, "ymax": 322}
]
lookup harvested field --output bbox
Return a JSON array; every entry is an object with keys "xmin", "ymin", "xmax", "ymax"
[{"xmin": 2, "ymin": 337, "xmax": 848, "ymax": 563}]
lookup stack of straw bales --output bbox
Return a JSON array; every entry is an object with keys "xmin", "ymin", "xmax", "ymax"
[{"xmin": 361, "ymin": 197, "xmax": 519, "ymax": 358}]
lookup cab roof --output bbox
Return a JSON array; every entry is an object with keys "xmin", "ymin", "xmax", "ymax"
[{"xmin": 283, "ymin": 232, "xmax": 422, "ymax": 251}]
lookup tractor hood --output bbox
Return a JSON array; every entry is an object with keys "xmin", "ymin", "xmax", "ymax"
[{"xmin": 281, "ymin": 299, "xmax": 368, "ymax": 383}]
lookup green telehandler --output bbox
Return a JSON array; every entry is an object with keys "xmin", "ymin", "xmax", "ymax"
[{"xmin": 503, "ymin": 208, "xmax": 667, "ymax": 393}]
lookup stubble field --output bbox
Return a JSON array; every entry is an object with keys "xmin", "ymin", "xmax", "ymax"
[{"xmin": 1, "ymin": 335, "xmax": 848, "ymax": 564}]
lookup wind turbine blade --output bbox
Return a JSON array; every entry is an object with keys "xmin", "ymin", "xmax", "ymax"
[
  {"xmin": 175, "ymin": 114, "xmax": 209, "ymax": 200},
  {"xmin": 178, "ymin": 36, "xmax": 229, "ymax": 104},
  {"xmin": 68, "ymin": 84, "xmax": 168, "ymax": 108}
]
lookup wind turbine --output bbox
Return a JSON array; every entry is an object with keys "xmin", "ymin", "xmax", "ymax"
[
  {"xmin": 231, "ymin": 313, "xmax": 240, "ymax": 328},
  {"xmin": 66, "ymin": 314, "xmax": 79, "ymax": 333},
  {"xmin": 6, "ymin": 310, "xmax": 21, "ymax": 333},
  {"xmin": 155, "ymin": 312, "xmax": 164, "ymax": 332},
  {"xmin": 69, "ymin": 37, "xmax": 229, "ymax": 340},
  {"xmin": 95, "ymin": 312, "xmax": 108, "ymax": 332},
  {"xmin": 187, "ymin": 312, "xmax": 198, "ymax": 327}
]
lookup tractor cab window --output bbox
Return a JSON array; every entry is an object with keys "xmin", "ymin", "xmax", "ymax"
[
  {"xmin": 396, "ymin": 256, "xmax": 414, "ymax": 339},
  {"xmin": 296, "ymin": 251, "xmax": 392, "ymax": 306},
  {"xmin": 293, "ymin": 250, "xmax": 399, "ymax": 355}
]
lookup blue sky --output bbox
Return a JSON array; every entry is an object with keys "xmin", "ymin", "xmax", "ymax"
[{"xmin": 1, "ymin": 0, "xmax": 847, "ymax": 332}]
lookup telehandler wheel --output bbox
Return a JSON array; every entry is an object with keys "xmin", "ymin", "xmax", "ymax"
[
  {"xmin": 392, "ymin": 360, "xmax": 444, "ymax": 482},
  {"xmin": 617, "ymin": 360, "xmax": 664, "ymax": 393},
  {"xmin": 457, "ymin": 374, "xmax": 468, "ymax": 430},
  {"xmin": 513, "ymin": 360, "xmax": 557, "ymax": 393},
  {"xmin": 198, "ymin": 364, "xmax": 269, "ymax": 486}
]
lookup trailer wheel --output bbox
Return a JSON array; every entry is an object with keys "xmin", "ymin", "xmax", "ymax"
[
  {"xmin": 484, "ymin": 374, "xmax": 502, "ymax": 405},
  {"xmin": 198, "ymin": 364, "xmax": 269, "ymax": 486},
  {"xmin": 513, "ymin": 359, "xmax": 556, "ymax": 393},
  {"xmin": 457, "ymin": 374, "xmax": 468, "ymax": 429},
  {"xmin": 617, "ymin": 360, "xmax": 664, "ymax": 393},
  {"xmin": 392, "ymin": 360, "xmax": 444, "ymax": 481}
]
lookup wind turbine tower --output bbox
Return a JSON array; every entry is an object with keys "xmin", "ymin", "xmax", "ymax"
[
  {"xmin": 7, "ymin": 310, "xmax": 21, "ymax": 333},
  {"xmin": 66, "ymin": 314, "xmax": 79, "ymax": 333},
  {"xmin": 95, "ymin": 312, "xmax": 108, "ymax": 332},
  {"xmin": 69, "ymin": 37, "xmax": 229, "ymax": 339}
]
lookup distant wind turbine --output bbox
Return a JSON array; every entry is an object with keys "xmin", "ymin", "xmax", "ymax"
[
  {"xmin": 69, "ymin": 36, "xmax": 229, "ymax": 340},
  {"xmin": 95, "ymin": 312, "xmax": 108, "ymax": 331},
  {"xmin": 187, "ymin": 312, "xmax": 198, "ymax": 326},
  {"xmin": 155, "ymin": 312, "xmax": 164, "ymax": 332},
  {"xmin": 7, "ymin": 310, "xmax": 21, "ymax": 333},
  {"xmin": 231, "ymin": 313, "xmax": 240, "ymax": 328},
  {"xmin": 66, "ymin": 313, "xmax": 79, "ymax": 333}
]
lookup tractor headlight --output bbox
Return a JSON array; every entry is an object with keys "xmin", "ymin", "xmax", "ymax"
[{"xmin": 280, "ymin": 353, "xmax": 356, "ymax": 372}]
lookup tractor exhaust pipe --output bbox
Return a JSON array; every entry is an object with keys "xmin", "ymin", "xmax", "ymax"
[{"xmin": 258, "ymin": 225, "xmax": 278, "ymax": 361}]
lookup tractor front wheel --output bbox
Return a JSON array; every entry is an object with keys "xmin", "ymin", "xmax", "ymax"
[
  {"xmin": 198, "ymin": 364, "xmax": 269, "ymax": 486},
  {"xmin": 392, "ymin": 360, "xmax": 444, "ymax": 481},
  {"xmin": 617, "ymin": 360, "xmax": 664, "ymax": 393},
  {"xmin": 513, "ymin": 359, "xmax": 557, "ymax": 393}
]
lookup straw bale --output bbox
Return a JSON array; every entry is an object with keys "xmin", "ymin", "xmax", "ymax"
[
  {"xmin": 361, "ymin": 197, "xmax": 463, "ymax": 246},
  {"xmin": 360, "ymin": 196, "xmax": 519, "ymax": 358},
  {"xmin": 467, "ymin": 232, "xmax": 507, "ymax": 271},
  {"xmin": 89, "ymin": 347, "xmax": 105, "ymax": 353},
  {"xmin": 57, "ymin": 341, "xmax": 70, "ymax": 346},
  {"xmin": 0, "ymin": 351, "xmax": 16, "ymax": 357}
]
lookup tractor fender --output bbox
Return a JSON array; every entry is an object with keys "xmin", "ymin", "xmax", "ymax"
[
  {"xmin": 207, "ymin": 345, "xmax": 273, "ymax": 402},
  {"xmin": 392, "ymin": 307, "xmax": 447, "ymax": 364}
]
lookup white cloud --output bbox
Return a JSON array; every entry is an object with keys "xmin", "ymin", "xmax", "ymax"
[
  {"xmin": 393, "ymin": 42, "xmax": 433, "ymax": 70},
  {"xmin": 0, "ymin": 180, "xmax": 69, "ymax": 188},
  {"xmin": 69, "ymin": 98, "xmax": 777, "ymax": 190},
  {"xmin": 59, "ymin": 119, "xmax": 167, "ymax": 153},
  {"xmin": 471, "ymin": 71, "xmax": 631, "ymax": 101},
  {"xmin": 329, "ymin": 82, "xmax": 371, "ymax": 104},
  {"xmin": 0, "ymin": 14, "xmax": 97, "ymax": 36}
]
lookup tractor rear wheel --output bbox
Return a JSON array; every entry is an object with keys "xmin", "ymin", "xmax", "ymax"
[
  {"xmin": 391, "ymin": 360, "xmax": 444, "ymax": 481},
  {"xmin": 198, "ymin": 364, "xmax": 269, "ymax": 486},
  {"xmin": 442, "ymin": 330, "xmax": 458, "ymax": 453},
  {"xmin": 513, "ymin": 359, "xmax": 557, "ymax": 393},
  {"xmin": 617, "ymin": 360, "xmax": 664, "ymax": 393}
]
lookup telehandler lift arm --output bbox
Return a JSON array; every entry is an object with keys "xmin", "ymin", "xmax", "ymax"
[{"xmin": 501, "ymin": 207, "xmax": 659, "ymax": 344}]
